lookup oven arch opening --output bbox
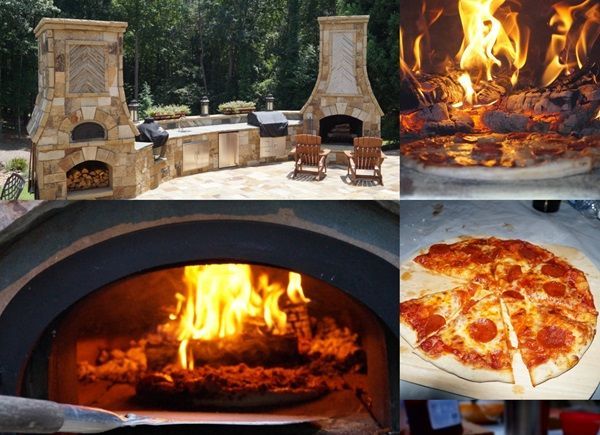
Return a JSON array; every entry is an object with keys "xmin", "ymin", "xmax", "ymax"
[{"xmin": 71, "ymin": 122, "xmax": 106, "ymax": 142}]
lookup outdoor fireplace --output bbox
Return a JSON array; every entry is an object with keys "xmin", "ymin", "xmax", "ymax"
[
  {"xmin": 399, "ymin": 0, "xmax": 600, "ymax": 174},
  {"xmin": 320, "ymin": 115, "xmax": 363, "ymax": 145},
  {"xmin": 0, "ymin": 202, "xmax": 399, "ymax": 433},
  {"xmin": 301, "ymin": 16, "xmax": 384, "ymax": 141}
]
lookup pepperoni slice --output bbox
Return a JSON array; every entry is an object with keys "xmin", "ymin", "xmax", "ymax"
[
  {"xmin": 507, "ymin": 265, "xmax": 522, "ymax": 282},
  {"xmin": 502, "ymin": 290, "xmax": 524, "ymax": 300},
  {"xmin": 468, "ymin": 319, "xmax": 498, "ymax": 343},
  {"xmin": 429, "ymin": 244, "xmax": 451, "ymax": 254},
  {"xmin": 543, "ymin": 281, "xmax": 566, "ymax": 297},
  {"xmin": 537, "ymin": 325, "xmax": 572, "ymax": 348},
  {"xmin": 541, "ymin": 263, "xmax": 567, "ymax": 278},
  {"xmin": 422, "ymin": 314, "xmax": 446, "ymax": 336},
  {"xmin": 519, "ymin": 246, "xmax": 538, "ymax": 260}
]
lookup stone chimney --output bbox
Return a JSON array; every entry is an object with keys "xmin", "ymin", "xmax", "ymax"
[{"xmin": 301, "ymin": 16, "xmax": 384, "ymax": 143}]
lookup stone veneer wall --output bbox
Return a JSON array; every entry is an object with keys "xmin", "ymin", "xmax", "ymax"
[
  {"xmin": 301, "ymin": 16, "xmax": 383, "ymax": 137},
  {"xmin": 134, "ymin": 123, "xmax": 302, "ymax": 195},
  {"xmin": 27, "ymin": 18, "xmax": 139, "ymax": 200}
]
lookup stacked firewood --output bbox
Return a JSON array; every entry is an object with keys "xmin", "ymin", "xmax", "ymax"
[{"xmin": 67, "ymin": 167, "xmax": 109, "ymax": 190}]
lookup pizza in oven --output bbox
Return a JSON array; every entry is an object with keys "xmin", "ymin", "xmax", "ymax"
[
  {"xmin": 400, "ymin": 134, "xmax": 600, "ymax": 180},
  {"xmin": 400, "ymin": 237, "xmax": 598, "ymax": 386}
]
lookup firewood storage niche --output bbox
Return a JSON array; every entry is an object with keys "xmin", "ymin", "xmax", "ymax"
[{"xmin": 23, "ymin": 262, "xmax": 391, "ymax": 428}]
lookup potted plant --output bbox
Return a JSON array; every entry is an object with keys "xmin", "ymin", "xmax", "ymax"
[
  {"xmin": 218, "ymin": 100, "xmax": 256, "ymax": 115},
  {"xmin": 146, "ymin": 104, "xmax": 191, "ymax": 120}
]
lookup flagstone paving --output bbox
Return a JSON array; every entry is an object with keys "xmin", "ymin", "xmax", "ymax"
[{"xmin": 137, "ymin": 153, "xmax": 399, "ymax": 199}]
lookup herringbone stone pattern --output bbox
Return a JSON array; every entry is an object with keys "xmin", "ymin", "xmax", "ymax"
[{"xmin": 68, "ymin": 45, "xmax": 106, "ymax": 94}]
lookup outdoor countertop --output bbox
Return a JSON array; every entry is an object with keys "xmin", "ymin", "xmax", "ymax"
[
  {"xmin": 400, "ymin": 165, "xmax": 600, "ymax": 199},
  {"xmin": 134, "ymin": 120, "xmax": 302, "ymax": 149},
  {"xmin": 400, "ymin": 200, "xmax": 600, "ymax": 400}
]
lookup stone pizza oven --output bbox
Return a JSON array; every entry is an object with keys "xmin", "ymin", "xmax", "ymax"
[
  {"xmin": 301, "ymin": 16, "xmax": 384, "ymax": 144},
  {"xmin": 27, "ymin": 18, "xmax": 139, "ymax": 200}
]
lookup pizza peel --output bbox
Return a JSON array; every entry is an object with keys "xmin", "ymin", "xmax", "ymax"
[
  {"xmin": 0, "ymin": 395, "xmax": 325, "ymax": 433},
  {"xmin": 400, "ymin": 239, "xmax": 600, "ymax": 399}
]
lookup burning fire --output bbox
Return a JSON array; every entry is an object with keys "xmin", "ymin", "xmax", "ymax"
[
  {"xmin": 167, "ymin": 264, "xmax": 310, "ymax": 370},
  {"xmin": 456, "ymin": 0, "xmax": 529, "ymax": 86},
  {"xmin": 458, "ymin": 72, "xmax": 477, "ymax": 105},
  {"xmin": 542, "ymin": 0, "xmax": 600, "ymax": 87}
]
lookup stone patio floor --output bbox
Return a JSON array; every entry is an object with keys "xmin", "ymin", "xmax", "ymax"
[{"xmin": 137, "ymin": 153, "xmax": 399, "ymax": 199}]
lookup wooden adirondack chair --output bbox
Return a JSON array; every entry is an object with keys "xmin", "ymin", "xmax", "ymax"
[
  {"xmin": 291, "ymin": 134, "xmax": 330, "ymax": 181},
  {"xmin": 344, "ymin": 137, "xmax": 385, "ymax": 185}
]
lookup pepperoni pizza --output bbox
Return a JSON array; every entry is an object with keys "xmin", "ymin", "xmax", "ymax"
[
  {"xmin": 400, "ymin": 237, "xmax": 598, "ymax": 386},
  {"xmin": 400, "ymin": 134, "xmax": 600, "ymax": 181}
]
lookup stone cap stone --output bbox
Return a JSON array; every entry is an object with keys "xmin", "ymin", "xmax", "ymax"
[
  {"xmin": 317, "ymin": 15, "xmax": 369, "ymax": 24},
  {"xmin": 34, "ymin": 18, "xmax": 128, "ymax": 37}
]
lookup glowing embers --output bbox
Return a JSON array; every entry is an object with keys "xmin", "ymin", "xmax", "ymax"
[
  {"xmin": 542, "ymin": 0, "xmax": 600, "ymax": 87},
  {"xmin": 75, "ymin": 265, "xmax": 367, "ymax": 410},
  {"xmin": 399, "ymin": 0, "xmax": 600, "ymax": 139},
  {"xmin": 162, "ymin": 264, "xmax": 310, "ymax": 370}
]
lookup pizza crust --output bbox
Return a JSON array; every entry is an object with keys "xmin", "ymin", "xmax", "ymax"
[
  {"xmin": 413, "ymin": 351, "xmax": 515, "ymax": 383},
  {"xmin": 401, "ymin": 155, "xmax": 593, "ymax": 181},
  {"xmin": 399, "ymin": 321, "xmax": 418, "ymax": 348}
]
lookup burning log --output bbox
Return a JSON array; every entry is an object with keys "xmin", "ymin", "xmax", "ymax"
[
  {"xmin": 146, "ymin": 334, "xmax": 301, "ymax": 370},
  {"xmin": 410, "ymin": 71, "xmax": 510, "ymax": 107}
]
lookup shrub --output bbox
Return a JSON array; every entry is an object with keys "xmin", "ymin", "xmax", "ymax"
[{"xmin": 5, "ymin": 157, "xmax": 28, "ymax": 173}]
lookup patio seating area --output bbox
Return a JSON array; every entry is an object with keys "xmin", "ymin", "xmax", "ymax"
[{"xmin": 136, "ymin": 151, "xmax": 399, "ymax": 199}]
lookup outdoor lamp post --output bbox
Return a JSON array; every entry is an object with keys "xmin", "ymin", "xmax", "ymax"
[
  {"xmin": 200, "ymin": 96, "xmax": 210, "ymax": 116},
  {"xmin": 266, "ymin": 93, "xmax": 274, "ymax": 111},
  {"xmin": 128, "ymin": 100, "xmax": 139, "ymax": 122}
]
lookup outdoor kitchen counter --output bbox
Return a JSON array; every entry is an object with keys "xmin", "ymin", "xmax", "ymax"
[
  {"xmin": 400, "ymin": 166, "xmax": 600, "ymax": 199},
  {"xmin": 134, "ymin": 120, "xmax": 302, "ymax": 147},
  {"xmin": 400, "ymin": 200, "xmax": 600, "ymax": 400}
]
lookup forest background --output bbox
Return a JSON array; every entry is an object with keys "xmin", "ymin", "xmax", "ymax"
[{"xmin": 0, "ymin": 0, "xmax": 399, "ymax": 142}]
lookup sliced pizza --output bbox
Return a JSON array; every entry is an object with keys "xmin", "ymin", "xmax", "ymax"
[
  {"xmin": 415, "ymin": 294, "xmax": 514, "ymax": 383},
  {"xmin": 400, "ymin": 283, "xmax": 492, "ymax": 347},
  {"xmin": 502, "ymin": 292, "xmax": 596, "ymax": 386}
]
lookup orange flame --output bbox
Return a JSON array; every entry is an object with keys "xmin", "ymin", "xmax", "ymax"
[
  {"xmin": 169, "ymin": 265, "xmax": 309, "ymax": 370},
  {"xmin": 412, "ymin": 1, "xmax": 444, "ymax": 73},
  {"xmin": 458, "ymin": 72, "xmax": 477, "ymax": 105},
  {"xmin": 542, "ymin": 0, "xmax": 600, "ymax": 87},
  {"xmin": 456, "ymin": 0, "xmax": 529, "ymax": 85}
]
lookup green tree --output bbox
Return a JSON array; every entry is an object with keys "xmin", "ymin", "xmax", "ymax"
[{"xmin": 0, "ymin": 0, "xmax": 58, "ymax": 135}]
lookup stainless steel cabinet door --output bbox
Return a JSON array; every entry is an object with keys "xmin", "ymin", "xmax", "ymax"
[
  {"xmin": 183, "ymin": 140, "xmax": 210, "ymax": 172},
  {"xmin": 219, "ymin": 132, "xmax": 239, "ymax": 168}
]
